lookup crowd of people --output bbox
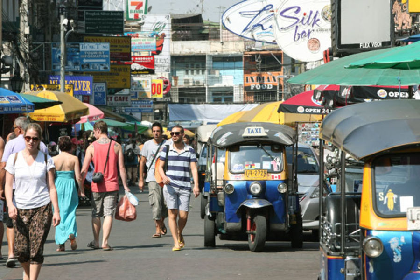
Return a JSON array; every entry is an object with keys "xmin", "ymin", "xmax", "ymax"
[{"xmin": 0, "ymin": 117, "xmax": 199, "ymax": 280}]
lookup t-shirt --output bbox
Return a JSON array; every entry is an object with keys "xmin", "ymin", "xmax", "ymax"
[
  {"xmin": 160, "ymin": 143, "xmax": 197, "ymax": 190},
  {"xmin": 141, "ymin": 139, "xmax": 167, "ymax": 182},
  {"xmin": 5, "ymin": 151, "xmax": 55, "ymax": 209}
]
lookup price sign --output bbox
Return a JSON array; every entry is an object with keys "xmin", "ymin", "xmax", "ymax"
[{"xmin": 151, "ymin": 79, "xmax": 163, "ymax": 99}]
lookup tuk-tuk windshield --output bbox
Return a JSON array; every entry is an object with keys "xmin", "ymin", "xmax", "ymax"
[
  {"xmin": 374, "ymin": 154, "xmax": 420, "ymax": 216},
  {"xmin": 229, "ymin": 145, "xmax": 283, "ymax": 173}
]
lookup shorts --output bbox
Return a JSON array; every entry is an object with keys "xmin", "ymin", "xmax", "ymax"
[
  {"xmin": 91, "ymin": 191, "xmax": 119, "ymax": 218},
  {"xmin": 147, "ymin": 181, "xmax": 167, "ymax": 220},
  {"xmin": 14, "ymin": 203, "xmax": 52, "ymax": 264},
  {"xmin": 163, "ymin": 185, "xmax": 191, "ymax": 212}
]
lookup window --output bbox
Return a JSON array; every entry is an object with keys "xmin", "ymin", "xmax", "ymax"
[{"xmin": 229, "ymin": 146, "xmax": 283, "ymax": 173}]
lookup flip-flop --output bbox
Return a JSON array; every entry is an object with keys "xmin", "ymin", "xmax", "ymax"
[
  {"xmin": 102, "ymin": 245, "xmax": 113, "ymax": 251},
  {"xmin": 69, "ymin": 234, "xmax": 77, "ymax": 250},
  {"xmin": 179, "ymin": 235, "xmax": 185, "ymax": 249},
  {"xmin": 161, "ymin": 224, "xmax": 167, "ymax": 235},
  {"xmin": 172, "ymin": 246, "xmax": 182, "ymax": 252},
  {"xmin": 152, "ymin": 233, "xmax": 162, "ymax": 238},
  {"xmin": 87, "ymin": 241, "xmax": 100, "ymax": 250},
  {"xmin": 6, "ymin": 258, "xmax": 16, "ymax": 268}
]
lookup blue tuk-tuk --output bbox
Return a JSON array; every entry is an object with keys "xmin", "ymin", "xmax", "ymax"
[{"xmin": 203, "ymin": 122, "xmax": 303, "ymax": 252}]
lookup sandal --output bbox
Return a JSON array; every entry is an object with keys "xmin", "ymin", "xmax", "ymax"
[
  {"xmin": 102, "ymin": 245, "xmax": 113, "ymax": 251},
  {"xmin": 172, "ymin": 246, "xmax": 182, "ymax": 251},
  {"xmin": 152, "ymin": 233, "xmax": 162, "ymax": 238},
  {"xmin": 69, "ymin": 234, "xmax": 77, "ymax": 250},
  {"xmin": 87, "ymin": 241, "xmax": 100, "ymax": 250},
  {"xmin": 56, "ymin": 244, "xmax": 65, "ymax": 252},
  {"xmin": 161, "ymin": 224, "xmax": 167, "ymax": 235},
  {"xmin": 178, "ymin": 235, "xmax": 185, "ymax": 249}
]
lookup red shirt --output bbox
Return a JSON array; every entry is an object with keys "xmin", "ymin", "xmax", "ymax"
[{"xmin": 91, "ymin": 140, "xmax": 119, "ymax": 193}]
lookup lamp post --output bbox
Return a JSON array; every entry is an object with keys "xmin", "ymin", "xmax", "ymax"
[{"xmin": 60, "ymin": 15, "xmax": 76, "ymax": 93}]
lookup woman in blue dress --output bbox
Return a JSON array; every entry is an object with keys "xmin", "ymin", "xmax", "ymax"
[{"xmin": 52, "ymin": 136, "xmax": 84, "ymax": 251}]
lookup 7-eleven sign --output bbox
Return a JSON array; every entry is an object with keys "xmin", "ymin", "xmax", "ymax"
[{"xmin": 126, "ymin": 0, "xmax": 148, "ymax": 20}]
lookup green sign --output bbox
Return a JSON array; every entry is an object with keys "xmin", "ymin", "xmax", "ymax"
[{"xmin": 84, "ymin": 11, "xmax": 124, "ymax": 35}]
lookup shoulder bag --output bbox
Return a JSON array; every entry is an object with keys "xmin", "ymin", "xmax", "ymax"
[{"xmin": 92, "ymin": 140, "xmax": 112, "ymax": 183}]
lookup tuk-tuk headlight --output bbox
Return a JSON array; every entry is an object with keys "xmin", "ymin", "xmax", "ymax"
[
  {"xmin": 277, "ymin": 183, "xmax": 287, "ymax": 193},
  {"xmin": 250, "ymin": 182, "xmax": 262, "ymax": 195},
  {"xmin": 224, "ymin": 183, "xmax": 234, "ymax": 194},
  {"xmin": 363, "ymin": 237, "xmax": 383, "ymax": 258}
]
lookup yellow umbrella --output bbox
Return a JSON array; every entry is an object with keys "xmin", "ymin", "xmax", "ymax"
[
  {"xmin": 144, "ymin": 126, "xmax": 168, "ymax": 138},
  {"xmin": 25, "ymin": 90, "xmax": 89, "ymax": 122},
  {"xmin": 217, "ymin": 111, "xmax": 248, "ymax": 126}
]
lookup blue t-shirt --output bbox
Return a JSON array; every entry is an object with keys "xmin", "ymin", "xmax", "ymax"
[{"xmin": 160, "ymin": 143, "xmax": 196, "ymax": 190}]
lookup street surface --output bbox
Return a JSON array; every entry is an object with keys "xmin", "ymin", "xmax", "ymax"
[{"xmin": 0, "ymin": 186, "xmax": 320, "ymax": 280}]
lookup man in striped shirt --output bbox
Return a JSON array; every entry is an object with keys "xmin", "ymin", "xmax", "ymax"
[{"xmin": 158, "ymin": 125, "xmax": 199, "ymax": 251}]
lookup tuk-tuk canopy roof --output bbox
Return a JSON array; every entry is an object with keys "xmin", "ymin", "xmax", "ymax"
[
  {"xmin": 321, "ymin": 100, "xmax": 420, "ymax": 160},
  {"xmin": 209, "ymin": 122, "xmax": 296, "ymax": 148},
  {"xmin": 196, "ymin": 124, "xmax": 217, "ymax": 143}
]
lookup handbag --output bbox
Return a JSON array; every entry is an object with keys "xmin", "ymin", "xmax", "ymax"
[
  {"xmin": 92, "ymin": 140, "xmax": 112, "ymax": 183},
  {"xmin": 115, "ymin": 195, "xmax": 137, "ymax": 222}
]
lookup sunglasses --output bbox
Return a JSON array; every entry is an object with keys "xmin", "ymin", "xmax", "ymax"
[
  {"xmin": 170, "ymin": 132, "xmax": 181, "ymax": 136},
  {"xmin": 24, "ymin": 136, "xmax": 40, "ymax": 142}
]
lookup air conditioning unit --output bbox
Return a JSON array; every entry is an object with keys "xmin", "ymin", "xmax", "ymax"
[
  {"xmin": 195, "ymin": 80, "xmax": 202, "ymax": 85},
  {"xmin": 184, "ymin": 79, "xmax": 190, "ymax": 85}
]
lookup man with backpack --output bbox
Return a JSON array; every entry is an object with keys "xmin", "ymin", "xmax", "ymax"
[
  {"xmin": 139, "ymin": 122, "xmax": 168, "ymax": 238},
  {"xmin": 124, "ymin": 138, "xmax": 140, "ymax": 186}
]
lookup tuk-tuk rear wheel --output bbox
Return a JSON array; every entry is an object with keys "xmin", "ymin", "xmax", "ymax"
[
  {"xmin": 204, "ymin": 215, "xmax": 216, "ymax": 247},
  {"xmin": 248, "ymin": 215, "xmax": 266, "ymax": 252}
]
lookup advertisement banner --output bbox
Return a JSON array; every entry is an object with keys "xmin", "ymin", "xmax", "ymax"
[
  {"xmin": 51, "ymin": 42, "xmax": 110, "ymax": 72},
  {"xmin": 84, "ymin": 11, "xmax": 124, "ymax": 35},
  {"xmin": 93, "ymin": 82, "xmax": 107, "ymax": 106},
  {"xmin": 131, "ymin": 76, "xmax": 151, "ymax": 99},
  {"xmin": 126, "ymin": 0, "xmax": 148, "ymax": 20},
  {"xmin": 107, "ymin": 94, "xmax": 132, "ymax": 106},
  {"xmin": 84, "ymin": 36, "xmax": 131, "ymax": 61},
  {"xmin": 244, "ymin": 72, "xmax": 281, "ymax": 92},
  {"xmin": 131, "ymin": 56, "xmax": 154, "ymax": 74},
  {"xmin": 30, "ymin": 84, "xmax": 74, "ymax": 96},
  {"xmin": 49, "ymin": 76, "xmax": 93, "ymax": 95},
  {"xmin": 125, "ymin": 31, "xmax": 156, "ymax": 51},
  {"xmin": 151, "ymin": 79, "xmax": 163, "ymax": 98},
  {"xmin": 135, "ymin": 14, "xmax": 171, "ymax": 73},
  {"xmin": 273, "ymin": 0, "xmax": 331, "ymax": 62},
  {"xmin": 131, "ymin": 99, "xmax": 153, "ymax": 112},
  {"xmin": 89, "ymin": 64, "xmax": 131, "ymax": 89}
]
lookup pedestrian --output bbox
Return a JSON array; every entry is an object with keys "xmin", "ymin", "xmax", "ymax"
[
  {"xmin": 53, "ymin": 136, "xmax": 84, "ymax": 252},
  {"xmin": 81, "ymin": 120, "xmax": 130, "ymax": 251},
  {"xmin": 5, "ymin": 123, "xmax": 60, "ymax": 280},
  {"xmin": 182, "ymin": 134, "xmax": 190, "ymax": 145},
  {"xmin": 139, "ymin": 122, "xmax": 168, "ymax": 238},
  {"xmin": 124, "ymin": 139, "xmax": 140, "ymax": 186},
  {"xmin": 157, "ymin": 125, "xmax": 200, "ymax": 251},
  {"xmin": 0, "ymin": 117, "xmax": 48, "ymax": 268},
  {"xmin": 0, "ymin": 136, "xmax": 5, "ymax": 260}
]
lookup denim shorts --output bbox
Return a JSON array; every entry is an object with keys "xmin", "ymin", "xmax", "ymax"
[{"xmin": 163, "ymin": 185, "xmax": 191, "ymax": 211}]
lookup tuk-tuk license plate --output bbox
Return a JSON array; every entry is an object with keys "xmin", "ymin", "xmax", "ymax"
[{"xmin": 245, "ymin": 169, "xmax": 267, "ymax": 180}]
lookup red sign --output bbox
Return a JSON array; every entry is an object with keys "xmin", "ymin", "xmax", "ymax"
[{"xmin": 131, "ymin": 56, "xmax": 155, "ymax": 75}]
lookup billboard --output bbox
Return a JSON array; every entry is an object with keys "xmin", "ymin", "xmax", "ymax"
[
  {"xmin": 222, "ymin": 0, "xmax": 277, "ymax": 44},
  {"xmin": 84, "ymin": 36, "xmax": 131, "ymax": 61},
  {"xmin": 107, "ymin": 94, "xmax": 132, "ymax": 106},
  {"xmin": 131, "ymin": 56, "xmax": 154, "ymax": 75},
  {"xmin": 244, "ymin": 72, "xmax": 282, "ymax": 92},
  {"xmin": 49, "ymin": 76, "xmax": 93, "ymax": 95},
  {"xmin": 125, "ymin": 32, "xmax": 157, "ymax": 51},
  {"xmin": 331, "ymin": 0, "xmax": 393, "ymax": 55},
  {"xmin": 89, "ymin": 64, "xmax": 131, "ymax": 89},
  {"xmin": 131, "ymin": 76, "xmax": 151, "ymax": 99},
  {"xmin": 126, "ymin": 0, "xmax": 148, "ymax": 20},
  {"xmin": 93, "ymin": 82, "xmax": 107, "ymax": 106},
  {"xmin": 273, "ymin": 0, "xmax": 332, "ymax": 62}
]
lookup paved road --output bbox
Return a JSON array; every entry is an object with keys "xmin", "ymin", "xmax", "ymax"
[{"xmin": 0, "ymin": 186, "xmax": 320, "ymax": 280}]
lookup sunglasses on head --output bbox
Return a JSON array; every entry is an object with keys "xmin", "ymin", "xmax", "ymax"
[
  {"xmin": 170, "ymin": 132, "xmax": 181, "ymax": 136},
  {"xmin": 24, "ymin": 136, "xmax": 40, "ymax": 142}
]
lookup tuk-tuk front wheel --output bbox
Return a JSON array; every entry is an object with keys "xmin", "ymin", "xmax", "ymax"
[
  {"xmin": 248, "ymin": 215, "xmax": 266, "ymax": 252},
  {"xmin": 204, "ymin": 214, "xmax": 216, "ymax": 247}
]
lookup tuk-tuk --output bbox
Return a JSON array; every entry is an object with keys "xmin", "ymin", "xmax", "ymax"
[
  {"xmin": 318, "ymin": 99, "xmax": 420, "ymax": 280},
  {"xmin": 203, "ymin": 122, "xmax": 303, "ymax": 252},
  {"xmin": 196, "ymin": 124, "xmax": 218, "ymax": 219}
]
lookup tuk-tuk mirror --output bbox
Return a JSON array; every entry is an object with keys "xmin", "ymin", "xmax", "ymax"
[{"xmin": 272, "ymin": 144, "xmax": 282, "ymax": 152}]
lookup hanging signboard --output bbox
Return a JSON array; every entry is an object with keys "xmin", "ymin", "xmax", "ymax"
[
  {"xmin": 107, "ymin": 94, "xmax": 132, "ymax": 106},
  {"xmin": 126, "ymin": 0, "xmax": 148, "ymax": 20},
  {"xmin": 222, "ymin": 0, "xmax": 277, "ymax": 44},
  {"xmin": 84, "ymin": 36, "xmax": 131, "ymax": 61},
  {"xmin": 244, "ymin": 72, "xmax": 281, "ymax": 91},
  {"xmin": 131, "ymin": 56, "xmax": 154, "ymax": 74},
  {"xmin": 49, "ymin": 75, "xmax": 93, "ymax": 95},
  {"xmin": 130, "ymin": 99, "xmax": 154, "ymax": 112},
  {"xmin": 84, "ymin": 11, "xmax": 124, "ymax": 35},
  {"xmin": 93, "ymin": 82, "xmax": 107, "ymax": 106},
  {"xmin": 272, "ymin": 0, "xmax": 331, "ymax": 62},
  {"xmin": 151, "ymin": 79, "xmax": 163, "ymax": 98},
  {"xmin": 89, "ymin": 64, "xmax": 131, "ymax": 89},
  {"xmin": 131, "ymin": 76, "xmax": 151, "ymax": 99},
  {"xmin": 125, "ymin": 32, "xmax": 156, "ymax": 51}
]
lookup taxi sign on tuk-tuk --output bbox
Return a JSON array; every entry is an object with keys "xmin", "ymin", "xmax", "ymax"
[{"xmin": 242, "ymin": 126, "xmax": 267, "ymax": 137}]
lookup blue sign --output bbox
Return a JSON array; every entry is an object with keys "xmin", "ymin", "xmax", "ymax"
[
  {"xmin": 93, "ymin": 82, "xmax": 107, "ymax": 106},
  {"xmin": 131, "ymin": 99, "xmax": 153, "ymax": 113},
  {"xmin": 51, "ymin": 42, "xmax": 110, "ymax": 72},
  {"xmin": 49, "ymin": 75, "xmax": 93, "ymax": 95}
]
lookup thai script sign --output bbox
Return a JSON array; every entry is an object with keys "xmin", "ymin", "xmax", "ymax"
[
  {"xmin": 273, "ymin": 0, "xmax": 331, "ymax": 62},
  {"xmin": 131, "ymin": 56, "xmax": 155, "ymax": 74}
]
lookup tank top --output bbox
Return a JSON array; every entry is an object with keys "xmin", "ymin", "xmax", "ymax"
[{"xmin": 91, "ymin": 140, "xmax": 119, "ymax": 193}]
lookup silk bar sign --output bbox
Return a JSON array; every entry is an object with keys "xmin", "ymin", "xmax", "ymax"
[{"xmin": 107, "ymin": 95, "xmax": 132, "ymax": 106}]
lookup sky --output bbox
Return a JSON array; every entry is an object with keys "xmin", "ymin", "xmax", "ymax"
[{"xmin": 145, "ymin": 0, "xmax": 241, "ymax": 22}]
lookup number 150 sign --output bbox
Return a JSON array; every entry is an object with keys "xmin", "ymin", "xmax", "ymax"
[{"xmin": 151, "ymin": 79, "xmax": 163, "ymax": 98}]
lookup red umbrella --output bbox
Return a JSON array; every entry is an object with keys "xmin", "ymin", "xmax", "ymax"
[{"xmin": 279, "ymin": 90, "xmax": 334, "ymax": 115}]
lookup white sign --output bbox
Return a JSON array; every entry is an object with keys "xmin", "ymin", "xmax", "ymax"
[
  {"xmin": 107, "ymin": 95, "xmax": 132, "ymax": 106},
  {"xmin": 273, "ymin": 0, "xmax": 331, "ymax": 62},
  {"xmin": 222, "ymin": 0, "xmax": 277, "ymax": 44}
]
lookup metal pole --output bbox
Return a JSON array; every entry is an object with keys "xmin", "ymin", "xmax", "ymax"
[
  {"xmin": 340, "ymin": 151, "xmax": 346, "ymax": 255},
  {"xmin": 60, "ymin": 14, "xmax": 65, "ymax": 93},
  {"xmin": 276, "ymin": 76, "xmax": 280, "ymax": 101},
  {"xmin": 318, "ymin": 139, "xmax": 324, "ymax": 243}
]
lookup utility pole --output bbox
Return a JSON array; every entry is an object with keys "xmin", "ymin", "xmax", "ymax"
[{"xmin": 60, "ymin": 14, "xmax": 65, "ymax": 92}]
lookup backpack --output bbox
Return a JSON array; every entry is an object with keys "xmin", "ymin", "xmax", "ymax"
[{"xmin": 125, "ymin": 147, "xmax": 135, "ymax": 162}]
